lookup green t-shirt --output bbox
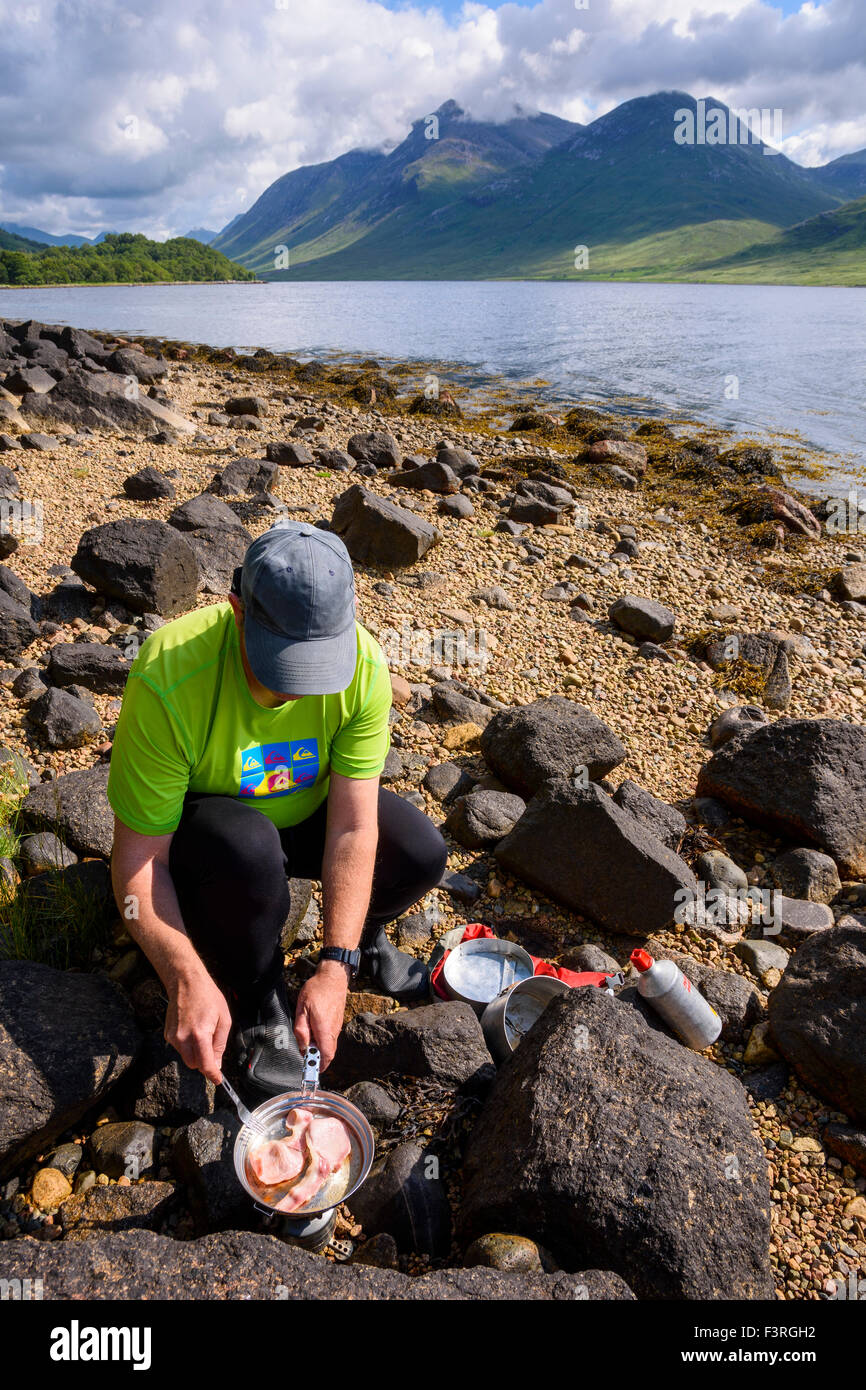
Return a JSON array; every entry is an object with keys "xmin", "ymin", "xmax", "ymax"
[{"xmin": 107, "ymin": 602, "xmax": 391, "ymax": 836}]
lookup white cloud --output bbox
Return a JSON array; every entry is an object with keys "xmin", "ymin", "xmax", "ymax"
[{"xmin": 0, "ymin": 0, "xmax": 861, "ymax": 238}]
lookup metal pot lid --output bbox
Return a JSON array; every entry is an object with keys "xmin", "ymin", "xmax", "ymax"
[{"xmin": 442, "ymin": 936, "xmax": 534, "ymax": 1007}]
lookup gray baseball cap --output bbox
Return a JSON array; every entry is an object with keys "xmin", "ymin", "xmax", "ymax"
[{"xmin": 237, "ymin": 520, "xmax": 357, "ymax": 695}]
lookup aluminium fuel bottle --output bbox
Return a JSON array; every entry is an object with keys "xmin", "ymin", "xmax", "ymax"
[{"xmin": 630, "ymin": 948, "xmax": 722, "ymax": 1051}]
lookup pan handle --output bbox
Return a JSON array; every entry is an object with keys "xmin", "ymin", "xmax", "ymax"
[{"xmin": 301, "ymin": 1045, "xmax": 321, "ymax": 1098}]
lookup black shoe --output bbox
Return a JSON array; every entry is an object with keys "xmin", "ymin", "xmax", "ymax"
[
  {"xmin": 359, "ymin": 924, "xmax": 430, "ymax": 1003},
  {"xmin": 230, "ymin": 975, "xmax": 304, "ymax": 1102}
]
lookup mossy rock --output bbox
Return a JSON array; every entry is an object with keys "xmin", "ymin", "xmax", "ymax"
[{"xmin": 407, "ymin": 393, "xmax": 462, "ymax": 419}]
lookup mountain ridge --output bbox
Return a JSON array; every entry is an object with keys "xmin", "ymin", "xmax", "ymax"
[{"xmin": 210, "ymin": 92, "xmax": 865, "ymax": 283}]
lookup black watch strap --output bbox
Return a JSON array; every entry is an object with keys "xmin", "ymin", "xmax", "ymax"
[{"xmin": 320, "ymin": 946, "xmax": 361, "ymax": 979}]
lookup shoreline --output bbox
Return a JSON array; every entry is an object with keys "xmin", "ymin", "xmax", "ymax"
[
  {"xmin": 114, "ymin": 329, "xmax": 864, "ymax": 501},
  {"xmin": 2, "ymin": 294, "xmax": 859, "ymax": 496},
  {"xmin": 0, "ymin": 279, "xmax": 263, "ymax": 289}
]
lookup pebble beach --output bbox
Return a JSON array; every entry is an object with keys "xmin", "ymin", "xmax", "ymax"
[{"xmin": 1, "ymin": 325, "xmax": 865, "ymax": 1300}]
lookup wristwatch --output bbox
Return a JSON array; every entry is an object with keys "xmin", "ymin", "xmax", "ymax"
[{"xmin": 319, "ymin": 946, "xmax": 361, "ymax": 981}]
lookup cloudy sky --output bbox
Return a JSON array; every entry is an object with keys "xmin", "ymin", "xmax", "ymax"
[{"xmin": 0, "ymin": 0, "xmax": 863, "ymax": 240}]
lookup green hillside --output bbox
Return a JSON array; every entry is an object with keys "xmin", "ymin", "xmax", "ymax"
[
  {"xmin": 210, "ymin": 92, "xmax": 864, "ymax": 284},
  {"xmin": 0, "ymin": 223, "xmax": 95, "ymax": 248},
  {"xmin": 0, "ymin": 232, "xmax": 257, "ymax": 286},
  {"xmin": 685, "ymin": 196, "xmax": 866, "ymax": 285},
  {"xmin": 0, "ymin": 228, "xmax": 46, "ymax": 254},
  {"xmin": 810, "ymin": 150, "xmax": 866, "ymax": 203}
]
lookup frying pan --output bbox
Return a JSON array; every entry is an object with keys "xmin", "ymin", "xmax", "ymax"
[{"xmin": 232, "ymin": 1047, "xmax": 375, "ymax": 1220}]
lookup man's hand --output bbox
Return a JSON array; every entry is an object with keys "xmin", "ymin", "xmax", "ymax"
[
  {"xmin": 165, "ymin": 967, "xmax": 232, "ymax": 1085},
  {"xmin": 294, "ymin": 961, "xmax": 349, "ymax": 1071}
]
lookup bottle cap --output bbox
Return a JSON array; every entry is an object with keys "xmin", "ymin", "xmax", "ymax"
[{"xmin": 631, "ymin": 948, "xmax": 654, "ymax": 973}]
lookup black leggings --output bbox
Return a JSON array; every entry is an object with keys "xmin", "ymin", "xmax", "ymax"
[{"xmin": 168, "ymin": 787, "xmax": 448, "ymax": 1003}]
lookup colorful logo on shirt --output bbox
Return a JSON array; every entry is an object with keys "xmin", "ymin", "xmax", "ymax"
[{"xmin": 238, "ymin": 739, "xmax": 320, "ymax": 799}]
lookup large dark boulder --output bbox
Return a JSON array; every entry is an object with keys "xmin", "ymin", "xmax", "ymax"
[
  {"xmin": 508, "ymin": 494, "xmax": 564, "ymax": 525},
  {"xmin": 47, "ymin": 641, "xmax": 131, "ymax": 694},
  {"xmin": 495, "ymin": 779, "xmax": 697, "ymax": 936},
  {"xmin": 18, "ymin": 340, "xmax": 70, "ymax": 373},
  {"xmin": 122, "ymin": 466, "xmax": 176, "ymax": 501},
  {"xmin": 347, "ymin": 430, "xmax": 401, "ymax": 470},
  {"xmin": 331, "ymin": 484, "xmax": 436, "ymax": 568},
  {"xmin": 49, "ymin": 324, "xmax": 109, "ymax": 360},
  {"xmin": 185, "ymin": 525, "xmax": 250, "ymax": 596},
  {"xmin": 329, "ymin": 1002, "xmax": 494, "ymax": 1093},
  {"xmin": 612, "ymin": 779, "xmax": 686, "ymax": 851},
  {"xmin": 7, "ymin": 318, "xmax": 51, "ymax": 344},
  {"xmin": 59, "ymin": 1181, "xmax": 177, "ymax": 1236},
  {"xmin": 346, "ymin": 1139, "xmax": 452, "ymax": 1257},
  {"xmin": 3, "ymin": 365, "xmax": 56, "ymax": 396},
  {"xmin": 388, "ymin": 460, "xmax": 459, "ymax": 494},
  {"xmin": 225, "ymin": 395, "xmax": 268, "ymax": 417},
  {"xmin": 444, "ymin": 788, "xmax": 526, "ymax": 848},
  {"xmin": 168, "ymin": 492, "xmax": 250, "ymax": 535},
  {"xmin": 208, "ymin": 456, "xmax": 277, "ymax": 496},
  {"xmin": 0, "ymin": 1228, "xmax": 632, "ymax": 1300},
  {"xmin": 265, "ymin": 440, "xmax": 314, "ymax": 466},
  {"xmin": 0, "ymin": 588, "xmax": 40, "ymax": 660},
  {"xmin": 20, "ymin": 764, "xmax": 114, "ymax": 858},
  {"xmin": 460, "ymin": 987, "xmax": 773, "ymax": 1300},
  {"xmin": 130, "ymin": 1031, "xmax": 215, "ymax": 1126},
  {"xmin": 480, "ymin": 696, "xmax": 625, "ymax": 798},
  {"xmin": 0, "ymin": 960, "xmax": 141, "ymax": 1176},
  {"xmin": 29, "ymin": 687, "xmax": 102, "ymax": 748},
  {"xmin": 768, "ymin": 919, "xmax": 866, "ymax": 1123},
  {"xmin": 609, "ymin": 595, "xmax": 676, "ymax": 643},
  {"xmin": 22, "ymin": 369, "xmax": 195, "ymax": 437},
  {"xmin": 171, "ymin": 1110, "xmax": 253, "ymax": 1234},
  {"xmin": 696, "ymin": 719, "xmax": 866, "ymax": 877},
  {"xmin": 166, "ymin": 491, "xmax": 252, "ymax": 595},
  {"xmin": 72, "ymin": 518, "xmax": 199, "ymax": 616},
  {"xmin": 107, "ymin": 347, "xmax": 169, "ymax": 383},
  {"xmin": 431, "ymin": 680, "xmax": 500, "ymax": 727}
]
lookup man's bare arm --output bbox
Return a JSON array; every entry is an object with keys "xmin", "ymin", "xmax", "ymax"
[
  {"xmin": 321, "ymin": 771, "xmax": 379, "ymax": 950},
  {"xmin": 110, "ymin": 816, "xmax": 231, "ymax": 1083},
  {"xmin": 293, "ymin": 772, "xmax": 379, "ymax": 1068}
]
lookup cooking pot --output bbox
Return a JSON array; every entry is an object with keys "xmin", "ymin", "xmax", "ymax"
[
  {"xmin": 481, "ymin": 975, "xmax": 571, "ymax": 1063},
  {"xmin": 232, "ymin": 1047, "xmax": 375, "ymax": 1232}
]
